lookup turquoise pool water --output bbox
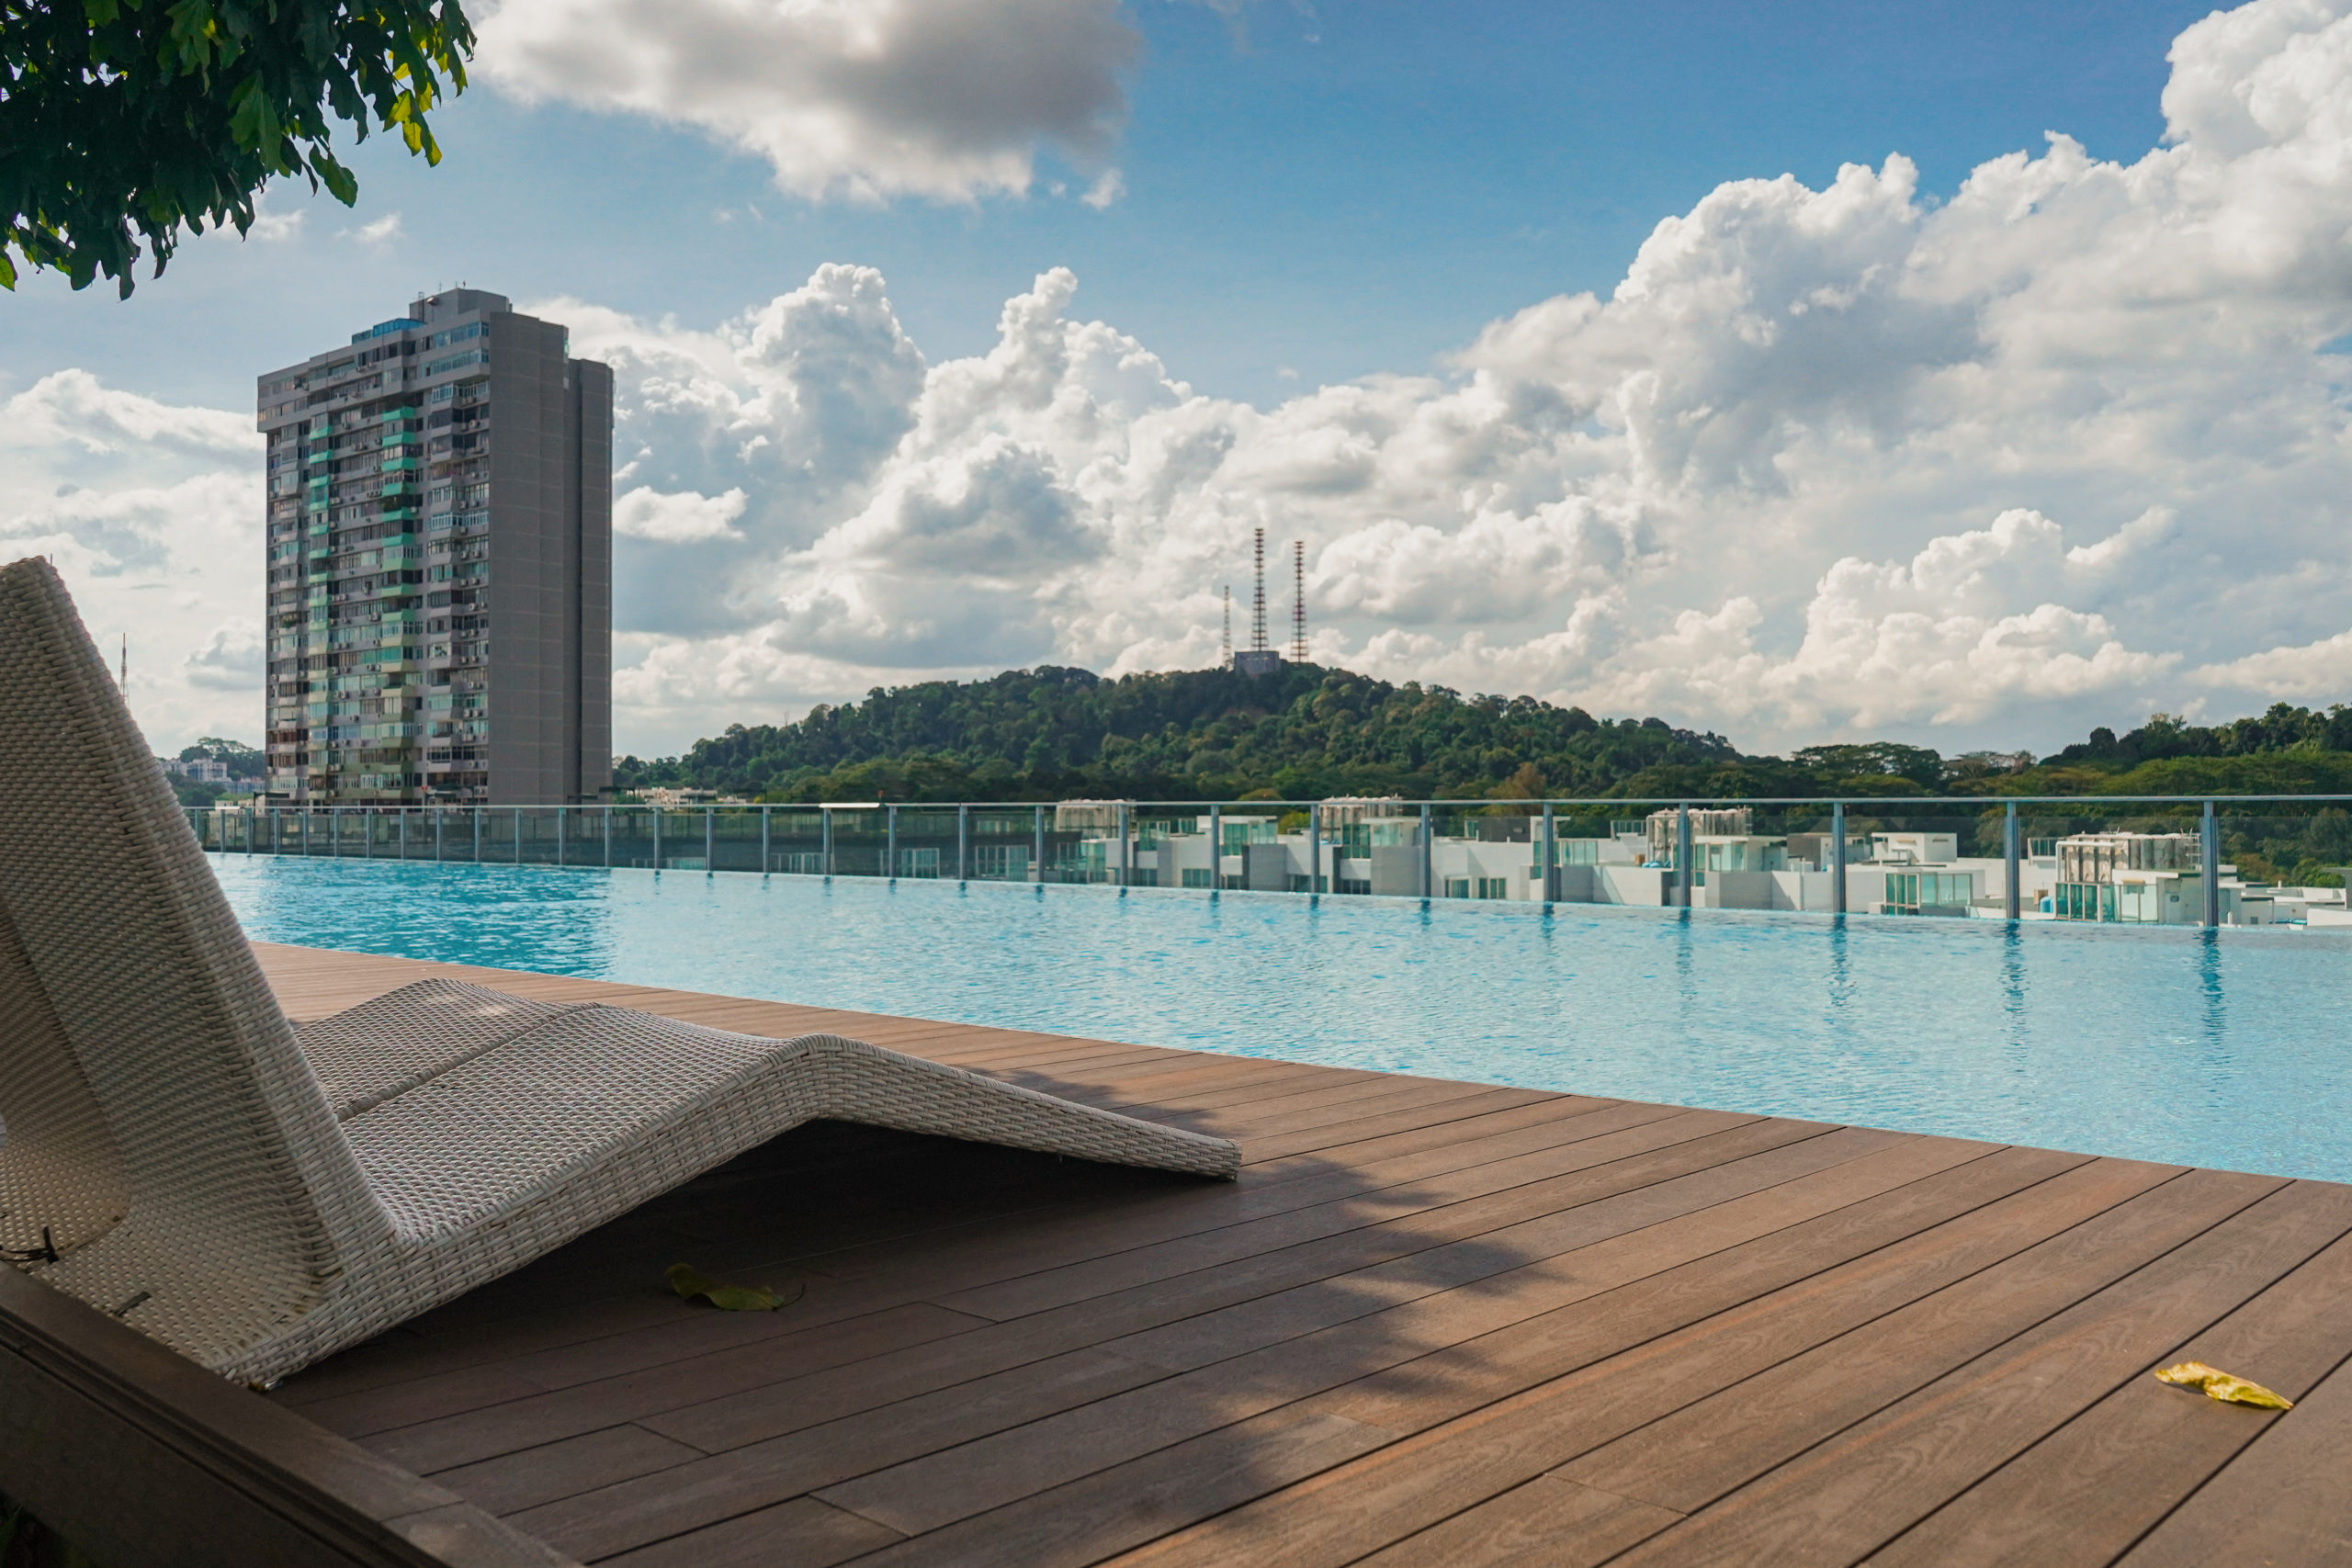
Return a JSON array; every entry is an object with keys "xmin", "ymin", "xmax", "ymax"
[{"xmin": 206, "ymin": 855, "xmax": 2352, "ymax": 1184}]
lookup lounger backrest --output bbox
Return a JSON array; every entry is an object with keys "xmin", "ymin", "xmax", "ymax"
[{"xmin": 0, "ymin": 558, "xmax": 386, "ymax": 1325}]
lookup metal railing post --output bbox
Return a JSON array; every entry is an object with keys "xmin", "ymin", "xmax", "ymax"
[
  {"xmin": 1116, "ymin": 802, "xmax": 1130, "ymax": 887},
  {"xmin": 1033, "ymin": 805, "xmax": 1045, "ymax": 883},
  {"xmin": 652, "ymin": 807, "xmax": 662, "ymax": 870},
  {"xmin": 472, "ymin": 807, "xmax": 481, "ymax": 863},
  {"xmin": 2004, "ymin": 801, "xmax": 2020, "ymax": 920},
  {"xmin": 887, "ymin": 804, "xmax": 899, "ymax": 880},
  {"xmin": 957, "ymin": 804, "xmax": 969, "ymax": 882},
  {"xmin": 761, "ymin": 806, "xmax": 771, "ymax": 874},
  {"xmin": 2203, "ymin": 799, "xmax": 2221, "ymax": 927},
  {"xmin": 1419, "ymin": 803, "xmax": 1432, "ymax": 899},
  {"xmin": 705, "ymin": 807, "xmax": 715, "ymax": 874},
  {"xmin": 362, "ymin": 807, "xmax": 371, "ymax": 858},
  {"xmin": 399, "ymin": 808, "xmax": 407, "ymax": 861},
  {"xmin": 1541, "ymin": 802, "xmax": 1556, "ymax": 902},
  {"xmin": 301, "ymin": 808, "xmax": 311, "ymax": 856},
  {"xmin": 434, "ymin": 807, "xmax": 443, "ymax": 861},
  {"xmin": 1831, "ymin": 801, "xmax": 1847, "ymax": 914},
  {"xmin": 556, "ymin": 806, "xmax": 565, "ymax": 867},
  {"xmin": 822, "ymin": 807, "xmax": 834, "ymax": 877},
  {"xmin": 514, "ymin": 806, "xmax": 522, "ymax": 864},
  {"xmin": 604, "ymin": 805, "xmax": 612, "ymax": 867},
  {"xmin": 1676, "ymin": 803, "xmax": 1692, "ymax": 908},
  {"xmin": 1209, "ymin": 805, "xmax": 1222, "ymax": 891},
  {"xmin": 1307, "ymin": 803, "xmax": 1320, "ymax": 896}
]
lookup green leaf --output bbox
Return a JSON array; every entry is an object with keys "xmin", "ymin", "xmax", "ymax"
[
  {"xmin": 227, "ymin": 77, "xmax": 275, "ymax": 151},
  {"xmin": 665, "ymin": 1262, "xmax": 801, "ymax": 1313},
  {"xmin": 310, "ymin": 148, "xmax": 357, "ymax": 206}
]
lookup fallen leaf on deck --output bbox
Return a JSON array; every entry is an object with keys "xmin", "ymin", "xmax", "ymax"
[
  {"xmin": 666, "ymin": 1262, "xmax": 800, "ymax": 1312},
  {"xmin": 2154, "ymin": 1361, "xmax": 2293, "ymax": 1409}
]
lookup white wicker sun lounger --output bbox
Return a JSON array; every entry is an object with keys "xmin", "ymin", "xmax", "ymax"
[{"xmin": 0, "ymin": 558, "xmax": 1237, "ymax": 1386}]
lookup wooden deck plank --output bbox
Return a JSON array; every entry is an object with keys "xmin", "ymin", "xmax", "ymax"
[
  {"xmin": 240, "ymin": 944, "xmax": 2352, "ymax": 1568},
  {"xmin": 801, "ymin": 1134, "xmax": 1964, "ymax": 1547},
  {"xmin": 280, "ymin": 1095, "xmax": 1649, "ymax": 1415},
  {"xmin": 1355, "ymin": 1475, "xmax": 1679, "ymax": 1568},
  {"xmin": 1872, "ymin": 1219, "xmax": 2352, "ymax": 1567},
  {"xmin": 1085, "ymin": 1151, "xmax": 2159, "ymax": 1568},
  {"xmin": 1555, "ymin": 1166, "xmax": 2284, "ymax": 1513},
  {"xmin": 1596, "ymin": 1179, "xmax": 2352, "ymax": 1568},
  {"xmin": 361, "ymin": 1111, "xmax": 1804, "ymax": 1477},
  {"xmin": 2113, "ymin": 1347, "xmax": 2352, "ymax": 1567}
]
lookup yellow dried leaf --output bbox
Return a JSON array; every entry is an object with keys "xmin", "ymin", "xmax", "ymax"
[
  {"xmin": 2154, "ymin": 1361, "xmax": 2293, "ymax": 1410},
  {"xmin": 665, "ymin": 1261, "xmax": 798, "ymax": 1313}
]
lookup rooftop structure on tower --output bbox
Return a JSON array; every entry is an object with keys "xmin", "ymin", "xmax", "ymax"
[{"xmin": 1232, "ymin": 525, "xmax": 1283, "ymax": 677}]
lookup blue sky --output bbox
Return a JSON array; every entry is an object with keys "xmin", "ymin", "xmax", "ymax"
[
  {"xmin": 11, "ymin": 0, "xmax": 2215, "ymax": 410},
  {"xmin": 7, "ymin": 0, "xmax": 2351, "ymax": 759}
]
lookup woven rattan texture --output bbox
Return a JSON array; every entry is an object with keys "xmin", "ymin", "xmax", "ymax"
[
  {"xmin": 0, "ymin": 558, "xmax": 389, "ymax": 1364},
  {"xmin": 297, "ymin": 979, "xmax": 592, "ymax": 1120},
  {"xmin": 0, "ymin": 555, "xmax": 1237, "ymax": 1385},
  {"xmin": 0, "ymin": 905, "xmax": 130, "ymax": 1256},
  {"xmin": 246, "ymin": 984, "xmax": 1237, "ymax": 1382}
]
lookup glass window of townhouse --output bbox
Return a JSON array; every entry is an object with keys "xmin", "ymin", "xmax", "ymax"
[{"xmin": 184, "ymin": 792, "xmax": 2352, "ymax": 930}]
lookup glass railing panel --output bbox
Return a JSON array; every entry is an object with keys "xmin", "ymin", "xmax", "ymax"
[
  {"xmin": 2215, "ymin": 803, "xmax": 2351, "ymax": 927},
  {"xmin": 1420, "ymin": 800, "xmax": 1532, "ymax": 903},
  {"xmin": 816, "ymin": 806, "xmax": 881, "ymax": 877},
  {"xmin": 509, "ymin": 807, "xmax": 555, "ymax": 865},
  {"xmin": 649, "ymin": 808, "xmax": 702, "ymax": 871},
  {"xmin": 479, "ymin": 807, "xmax": 519, "ymax": 863},
  {"xmin": 424, "ymin": 807, "xmax": 468, "ymax": 862},
  {"xmin": 1317, "ymin": 799, "xmax": 1419, "ymax": 897},
  {"xmin": 1037, "ymin": 800, "xmax": 1133, "ymax": 885},
  {"xmin": 183, "ymin": 793, "xmax": 2352, "ymax": 931},
  {"xmin": 707, "ymin": 808, "xmax": 764, "ymax": 874},
  {"xmin": 1807, "ymin": 803, "xmax": 1985, "ymax": 919},
  {"xmin": 966, "ymin": 807, "xmax": 1043, "ymax": 882},
  {"xmin": 889, "ymin": 809, "xmax": 956, "ymax": 880},
  {"xmin": 763, "ymin": 808, "xmax": 825, "ymax": 874},
  {"xmin": 606, "ymin": 807, "xmax": 654, "ymax": 868},
  {"xmin": 1136, "ymin": 808, "xmax": 1211, "ymax": 890}
]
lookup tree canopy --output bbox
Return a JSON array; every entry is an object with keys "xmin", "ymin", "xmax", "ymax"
[
  {"xmin": 616, "ymin": 664, "xmax": 1739, "ymax": 804},
  {"xmin": 2, "ymin": 0, "xmax": 472, "ymax": 295},
  {"xmin": 613, "ymin": 669, "xmax": 2352, "ymax": 810}
]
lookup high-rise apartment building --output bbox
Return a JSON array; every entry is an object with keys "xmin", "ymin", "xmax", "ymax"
[{"xmin": 258, "ymin": 289, "xmax": 613, "ymax": 805}]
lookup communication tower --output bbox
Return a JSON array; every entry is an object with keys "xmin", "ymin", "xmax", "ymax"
[
  {"xmin": 1232, "ymin": 526, "xmax": 1283, "ymax": 677},
  {"xmin": 1250, "ymin": 526, "xmax": 1269, "ymax": 653},
  {"xmin": 1291, "ymin": 541, "xmax": 1306, "ymax": 663}
]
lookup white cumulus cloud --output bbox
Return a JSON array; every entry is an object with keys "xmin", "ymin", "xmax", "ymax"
[
  {"xmin": 475, "ymin": 0, "xmax": 1136, "ymax": 203},
  {"xmin": 17, "ymin": 0, "xmax": 2352, "ymax": 764},
  {"xmin": 614, "ymin": 486, "xmax": 749, "ymax": 543},
  {"xmin": 571, "ymin": 0, "xmax": 2352, "ymax": 755}
]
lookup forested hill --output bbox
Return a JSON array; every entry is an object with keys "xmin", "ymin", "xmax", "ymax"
[
  {"xmin": 615, "ymin": 664, "xmax": 1738, "ymax": 802},
  {"xmin": 613, "ymin": 663, "xmax": 2352, "ymax": 804}
]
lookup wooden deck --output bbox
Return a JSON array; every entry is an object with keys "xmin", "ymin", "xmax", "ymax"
[{"xmin": 254, "ymin": 942, "xmax": 2352, "ymax": 1568}]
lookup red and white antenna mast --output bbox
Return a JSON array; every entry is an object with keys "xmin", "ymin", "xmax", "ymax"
[
  {"xmin": 1250, "ymin": 526, "xmax": 1268, "ymax": 654},
  {"xmin": 1291, "ymin": 540, "xmax": 1306, "ymax": 663}
]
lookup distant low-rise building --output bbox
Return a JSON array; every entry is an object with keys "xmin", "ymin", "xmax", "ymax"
[{"xmin": 162, "ymin": 756, "xmax": 234, "ymax": 784}]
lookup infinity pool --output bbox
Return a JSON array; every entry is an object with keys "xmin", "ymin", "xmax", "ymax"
[{"xmin": 207, "ymin": 855, "xmax": 2352, "ymax": 1183}]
